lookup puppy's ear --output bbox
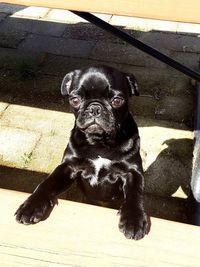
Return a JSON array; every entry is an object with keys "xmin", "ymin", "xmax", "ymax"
[
  {"xmin": 61, "ymin": 71, "xmax": 74, "ymax": 96},
  {"xmin": 126, "ymin": 74, "xmax": 139, "ymax": 96}
]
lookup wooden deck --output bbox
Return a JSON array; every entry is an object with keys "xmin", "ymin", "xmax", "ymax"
[
  {"xmin": 1, "ymin": 0, "xmax": 200, "ymax": 24},
  {"xmin": 0, "ymin": 189, "xmax": 199, "ymax": 267}
]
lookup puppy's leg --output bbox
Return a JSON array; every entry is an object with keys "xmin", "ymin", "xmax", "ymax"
[
  {"xmin": 119, "ymin": 171, "xmax": 150, "ymax": 240},
  {"xmin": 15, "ymin": 162, "xmax": 74, "ymax": 225}
]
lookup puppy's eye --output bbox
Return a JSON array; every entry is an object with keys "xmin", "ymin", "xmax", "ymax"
[
  {"xmin": 69, "ymin": 97, "xmax": 81, "ymax": 108},
  {"xmin": 111, "ymin": 97, "xmax": 125, "ymax": 108}
]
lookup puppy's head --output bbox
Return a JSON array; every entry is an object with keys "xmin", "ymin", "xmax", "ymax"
[{"xmin": 61, "ymin": 66, "xmax": 138, "ymax": 141}]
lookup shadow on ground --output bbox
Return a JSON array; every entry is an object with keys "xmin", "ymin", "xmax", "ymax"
[{"xmin": 145, "ymin": 138, "xmax": 193, "ymax": 197}]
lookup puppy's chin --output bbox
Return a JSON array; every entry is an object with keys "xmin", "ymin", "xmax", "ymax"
[
  {"xmin": 80, "ymin": 123, "xmax": 116, "ymax": 143},
  {"xmin": 85, "ymin": 124, "xmax": 104, "ymax": 135}
]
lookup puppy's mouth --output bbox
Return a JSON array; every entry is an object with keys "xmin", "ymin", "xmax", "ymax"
[
  {"xmin": 83, "ymin": 120, "xmax": 105, "ymax": 135},
  {"xmin": 76, "ymin": 112, "xmax": 117, "ymax": 140}
]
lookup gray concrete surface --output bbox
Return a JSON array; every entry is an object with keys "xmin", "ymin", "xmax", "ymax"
[{"xmin": 0, "ymin": 3, "xmax": 199, "ymax": 223}]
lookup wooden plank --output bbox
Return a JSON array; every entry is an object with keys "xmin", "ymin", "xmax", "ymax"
[
  {"xmin": 1, "ymin": 0, "xmax": 200, "ymax": 24},
  {"xmin": 0, "ymin": 188, "xmax": 200, "ymax": 267}
]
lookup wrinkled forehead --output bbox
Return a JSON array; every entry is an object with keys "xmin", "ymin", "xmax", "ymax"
[
  {"xmin": 80, "ymin": 70, "xmax": 109, "ymax": 91},
  {"xmin": 74, "ymin": 68, "xmax": 127, "ymax": 98}
]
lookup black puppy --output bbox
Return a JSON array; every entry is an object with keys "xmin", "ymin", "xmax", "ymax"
[{"xmin": 15, "ymin": 66, "xmax": 149, "ymax": 240}]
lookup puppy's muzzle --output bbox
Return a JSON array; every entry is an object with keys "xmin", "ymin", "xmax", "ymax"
[{"xmin": 87, "ymin": 103, "xmax": 102, "ymax": 118}]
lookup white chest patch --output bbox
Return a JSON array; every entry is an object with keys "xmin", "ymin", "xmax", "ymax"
[{"xmin": 89, "ymin": 156, "xmax": 111, "ymax": 186}]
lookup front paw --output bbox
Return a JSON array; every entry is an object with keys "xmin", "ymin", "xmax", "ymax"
[
  {"xmin": 118, "ymin": 205, "xmax": 150, "ymax": 240},
  {"xmin": 15, "ymin": 193, "xmax": 58, "ymax": 225}
]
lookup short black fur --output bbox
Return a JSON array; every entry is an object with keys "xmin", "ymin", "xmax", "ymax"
[{"xmin": 15, "ymin": 66, "xmax": 150, "ymax": 240}]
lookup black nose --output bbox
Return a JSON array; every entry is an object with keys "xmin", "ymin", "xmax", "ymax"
[{"xmin": 88, "ymin": 103, "xmax": 102, "ymax": 117}]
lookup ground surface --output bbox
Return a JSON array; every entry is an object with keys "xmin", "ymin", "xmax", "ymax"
[{"xmin": 0, "ymin": 3, "xmax": 199, "ymax": 223}]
